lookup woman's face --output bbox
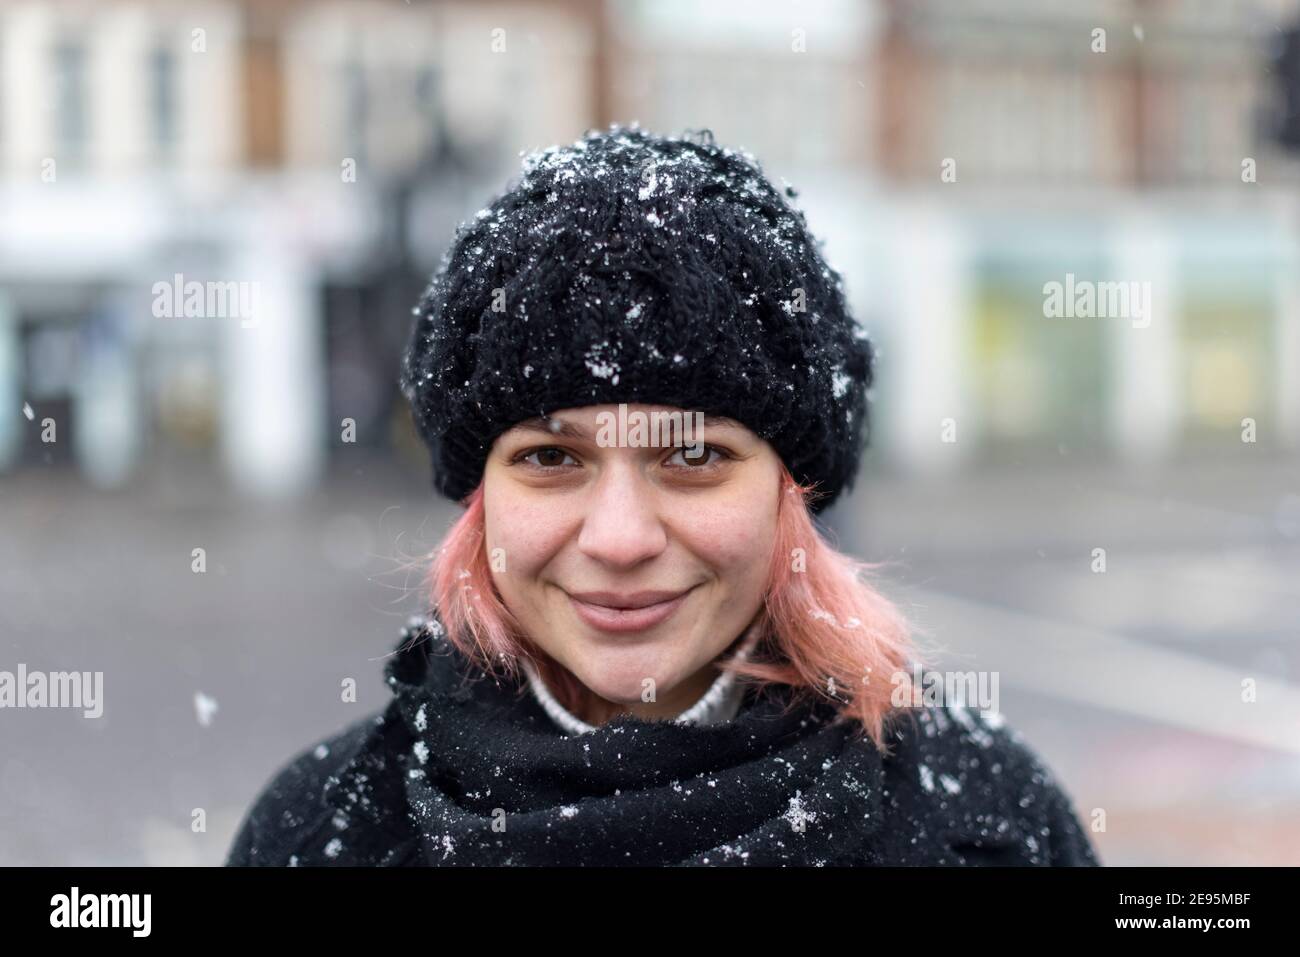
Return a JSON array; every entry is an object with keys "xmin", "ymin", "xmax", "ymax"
[{"xmin": 483, "ymin": 403, "xmax": 783, "ymax": 723}]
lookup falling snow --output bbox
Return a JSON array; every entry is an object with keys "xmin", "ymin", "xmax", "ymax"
[
  {"xmin": 194, "ymin": 692, "xmax": 218, "ymax": 727},
  {"xmin": 235, "ymin": 111, "xmax": 1106, "ymax": 865}
]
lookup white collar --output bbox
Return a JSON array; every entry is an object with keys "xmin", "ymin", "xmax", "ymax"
[{"xmin": 521, "ymin": 623, "xmax": 761, "ymax": 736}]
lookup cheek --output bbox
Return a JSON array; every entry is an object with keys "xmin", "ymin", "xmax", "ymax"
[
  {"xmin": 679, "ymin": 486, "xmax": 778, "ymax": 582},
  {"xmin": 483, "ymin": 486, "xmax": 573, "ymax": 578}
]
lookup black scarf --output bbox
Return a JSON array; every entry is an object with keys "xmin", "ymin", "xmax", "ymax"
[
  {"xmin": 229, "ymin": 615, "xmax": 1103, "ymax": 866},
  {"xmin": 355, "ymin": 616, "xmax": 888, "ymax": 866}
]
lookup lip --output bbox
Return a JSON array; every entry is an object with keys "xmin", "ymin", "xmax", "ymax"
[{"xmin": 566, "ymin": 587, "xmax": 696, "ymax": 633}]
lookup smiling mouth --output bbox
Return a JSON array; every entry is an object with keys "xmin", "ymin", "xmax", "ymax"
[{"xmin": 565, "ymin": 587, "xmax": 697, "ymax": 634}]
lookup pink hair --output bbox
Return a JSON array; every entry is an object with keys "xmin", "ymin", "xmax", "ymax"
[{"xmin": 422, "ymin": 466, "xmax": 929, "ymax": 754}]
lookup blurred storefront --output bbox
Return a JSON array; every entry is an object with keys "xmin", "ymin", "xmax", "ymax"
[{"xmin": 1, "ymin": 0, "xmax": 1299, "ymax": 496}]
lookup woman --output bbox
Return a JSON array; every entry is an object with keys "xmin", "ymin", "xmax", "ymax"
[{"xmin": 226, "ymin": 125, "xmax": 1100, "ymax": 867}]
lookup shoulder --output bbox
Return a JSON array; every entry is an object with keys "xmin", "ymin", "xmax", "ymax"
[
  {"xmin": 224, "ymin": 708, "xmax": 417, "ymax": 866},
  {"xmin": 876, "ymin": 704, "xmax": 1102, "ymax": 866}
]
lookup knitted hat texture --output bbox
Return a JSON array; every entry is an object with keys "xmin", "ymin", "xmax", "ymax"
[{"xmin": 400, "ymin": 124, "xmax": 875, "ymax": 513}]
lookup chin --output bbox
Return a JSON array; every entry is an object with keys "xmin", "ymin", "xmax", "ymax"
[{"xmin": 569, "ymin": 639, "xmax": 689, "ymax": 707}]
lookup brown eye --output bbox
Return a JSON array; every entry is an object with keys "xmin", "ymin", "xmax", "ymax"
[
  {"xmin": 667, "ymin": 445, "xmax": 724, "ymax": 468},
  {"xmin": 523, "ymin": 447, "xmax": 577, "ymax": 468}
]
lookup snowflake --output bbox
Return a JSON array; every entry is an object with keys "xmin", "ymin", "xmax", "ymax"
[
  {"xmin": 784, "ymin": 791, "xmax": 817, "ymax": 832},
  {"xmin": 584, "ymin": 342, "xmax": 621, "ymax": 384}
]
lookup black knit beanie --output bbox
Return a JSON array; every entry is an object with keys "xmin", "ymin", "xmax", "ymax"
[{"xmin": 400, "ymin": 124, "xmax": 875, "ymax": 514}]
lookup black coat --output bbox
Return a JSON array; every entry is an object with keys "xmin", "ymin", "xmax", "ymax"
[{"xmin": 226, "ymin": 618, "xmax": 1101, "ymax": 867}]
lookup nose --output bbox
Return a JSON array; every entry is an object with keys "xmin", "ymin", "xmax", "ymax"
[{"xmin": 575, "ymin": 460, "xmax": 668, "ymax": 570}]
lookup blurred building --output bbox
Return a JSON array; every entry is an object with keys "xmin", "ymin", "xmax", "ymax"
[
  {"xmin": 864, "ymin": 0, "xmax": 1300, "ymax": 473},
  {"xmin": 1, "ymin": 0, "xmax": 1298, "ymax": 496},
  {"xmin": 0, "ymin": 0, "xmax": 599, "ymax": 495}
]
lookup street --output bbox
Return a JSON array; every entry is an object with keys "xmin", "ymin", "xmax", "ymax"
[{"xmin": 1, "ymin": 450, "xmax": 1297, "ymax": 865}]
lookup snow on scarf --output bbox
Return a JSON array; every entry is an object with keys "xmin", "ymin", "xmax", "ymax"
[
  {"xmin": 386, "ymin": 616, "xmax": 882, "ymax": 866},
  {"xmin": 226, "ymin": 616, "xmax": 1102, "ymax": 867}
]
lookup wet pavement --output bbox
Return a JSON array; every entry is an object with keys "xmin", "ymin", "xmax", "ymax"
[{"xmin": 1, "ymin": 451, "xmax": 1297, "ymax": 865}]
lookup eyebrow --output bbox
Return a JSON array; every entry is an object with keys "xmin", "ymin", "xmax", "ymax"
[{"xmin": 507, "ymin": 413, "xmax": 744, "ymax": 440}]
